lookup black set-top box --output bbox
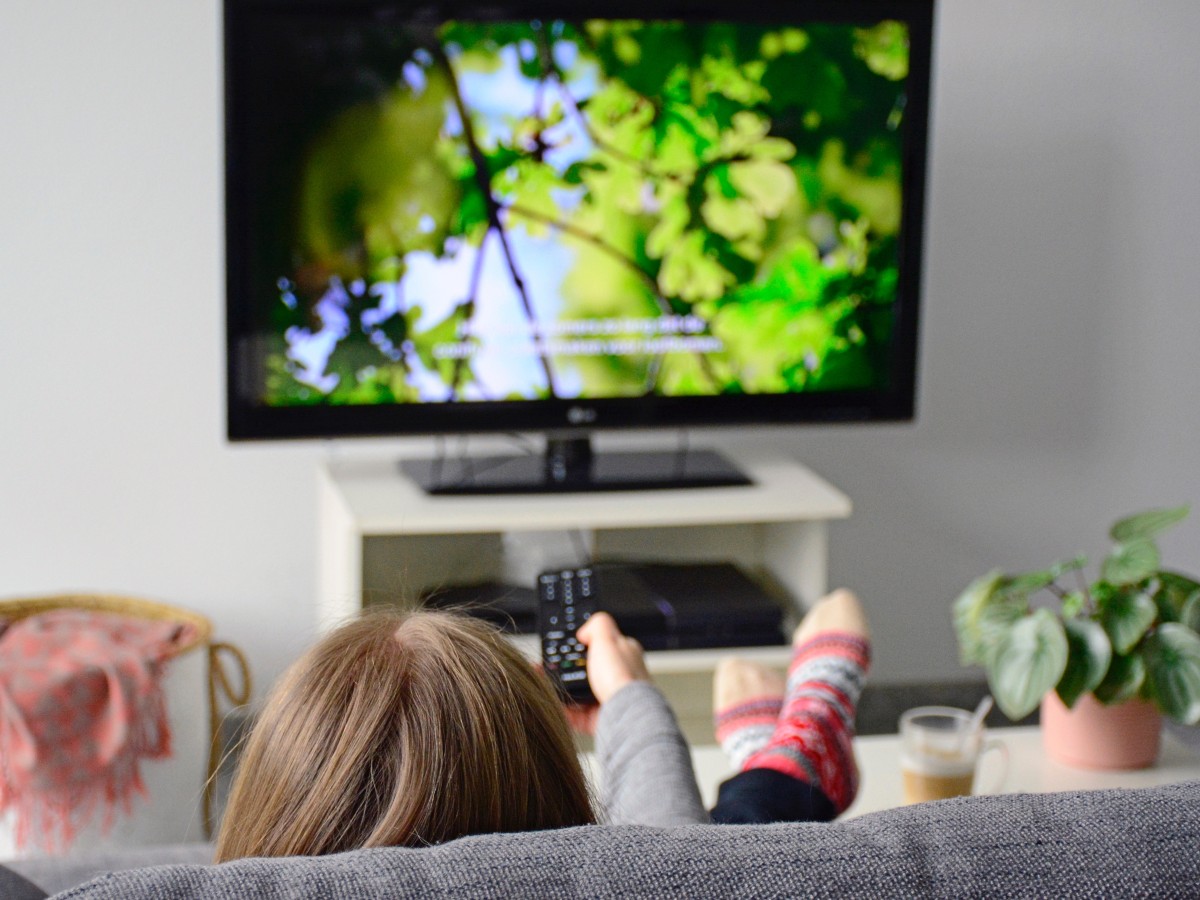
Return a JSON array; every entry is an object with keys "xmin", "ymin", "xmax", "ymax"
[{"xmin": 590, "ymin": 562, "xmax": 786, "ymax": 651}]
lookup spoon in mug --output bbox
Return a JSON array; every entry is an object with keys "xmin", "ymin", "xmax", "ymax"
[{"xmin": 959, "ymin": 695, "xmax": 993, "ymax": 750}]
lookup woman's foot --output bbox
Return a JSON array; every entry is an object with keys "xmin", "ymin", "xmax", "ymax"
[
  {"xmin": 742, "ymin": 589, "xmax": 871, "ymax": 815},
  {"xmin": 793, "ymin": 588, "xmax": 870, "ymax": 645},
  {"xmin": 713, "ymin": 659, "xmax": 785, "ymax": 770}
]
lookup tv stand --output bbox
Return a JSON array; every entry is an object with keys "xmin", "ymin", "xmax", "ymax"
[
  {"xmin": 399, "ymin": 436, "xmax": 751, "ymax": 495},
  {"xmin": 317, "ymin": 455, "xmax": 852, "ymax": 740}
]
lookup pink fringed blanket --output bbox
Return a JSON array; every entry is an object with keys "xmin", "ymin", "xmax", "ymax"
[{"xmin": 0, "ymin": 609, "xmax": 195, "ymax": 852}]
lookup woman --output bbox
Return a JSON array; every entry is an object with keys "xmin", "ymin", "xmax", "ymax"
[
  {"xmin": 216, "ymin": 592, "xmax": 869, "ymax": 860},
  {"xmin": 215, "ymin": 611, "xmax": 595, "ymax": 859}
]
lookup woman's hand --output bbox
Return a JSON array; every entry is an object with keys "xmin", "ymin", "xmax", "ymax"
[{"xmin": 576, "ymin": 612, "xmax": 650, "ymax": 704}]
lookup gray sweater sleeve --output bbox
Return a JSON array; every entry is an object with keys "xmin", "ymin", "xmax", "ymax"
[{"xmin": 593, "ymin": 681, "xmax": 709, "ymax": 826}]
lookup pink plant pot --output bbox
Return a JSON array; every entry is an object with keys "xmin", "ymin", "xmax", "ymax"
[{"xmin": 1041, "ymin": 692, "xmax": 1162, "ymax": 770}]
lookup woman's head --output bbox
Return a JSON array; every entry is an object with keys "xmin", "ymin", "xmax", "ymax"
[{"xmin": 215, "ymin": 609, "xmax": 595, "ymax": 861}]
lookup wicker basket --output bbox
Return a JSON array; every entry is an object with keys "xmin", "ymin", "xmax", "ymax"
[{"xmin": 0, "ymin": 594, "xmax": 212, "ymax": 655}]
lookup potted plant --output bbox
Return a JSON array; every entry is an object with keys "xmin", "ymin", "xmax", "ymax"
[{"xmin": 953, "ymin": 506, "xmax": 1200, "ymax": 768}]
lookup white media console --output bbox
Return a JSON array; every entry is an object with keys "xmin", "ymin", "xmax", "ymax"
[{"xmin": 316, "ymin": 453, "xmax": 851, "ymax": 738}]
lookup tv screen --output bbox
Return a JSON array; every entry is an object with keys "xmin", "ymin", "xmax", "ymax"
[{"xmin": 225, "ymin": 0, "xmax": 934, "ymax": 442}]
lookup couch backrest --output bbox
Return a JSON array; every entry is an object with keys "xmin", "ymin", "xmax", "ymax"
[{"xmin": 52, "ymin": 782, "xmax": 1200, "ymax": 899}]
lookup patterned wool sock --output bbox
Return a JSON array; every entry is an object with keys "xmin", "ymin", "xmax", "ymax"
[
  {"xmin": 714, "ymin": 695, "xmax": 784, "ymax": 771},
  {"xmin": 742, "ymin": 631, "xmax": 871, "ymax": 814}
]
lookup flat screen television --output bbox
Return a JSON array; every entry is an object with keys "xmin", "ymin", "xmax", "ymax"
[{"xmin": 224, "ymin": 0, "xmax": 935, "ymax": 492}]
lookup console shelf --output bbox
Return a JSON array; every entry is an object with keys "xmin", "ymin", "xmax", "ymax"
[{"xmin": 317, "ymin": 454, "xmax": 851, "ymax": 738}]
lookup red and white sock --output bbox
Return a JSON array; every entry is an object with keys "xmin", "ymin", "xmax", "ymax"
[
  {"xmin": 714, "ymin": 695, "xmax": 783, "ymax": 771},
  {"xmin": 742, "ymin": 631, "xmax": 871, "ymax": 814}
]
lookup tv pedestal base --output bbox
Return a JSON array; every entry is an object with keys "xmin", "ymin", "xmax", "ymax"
[{"xmin": 400, "ymin": 440, "xmax": 751, "ymax": 495}]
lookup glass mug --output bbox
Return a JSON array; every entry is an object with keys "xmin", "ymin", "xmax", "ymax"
[{"xmin": 899, "ymin": 706, "xmax": 1008, "ymax": 804}]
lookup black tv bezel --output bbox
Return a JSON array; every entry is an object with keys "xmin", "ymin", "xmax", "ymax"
[{"xmin": 224, "ymin": 0, "xmax": 935, "ymax": 442}]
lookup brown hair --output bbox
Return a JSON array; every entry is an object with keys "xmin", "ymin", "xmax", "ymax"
[{"xmin": 214, "ymin": 609, "xmax": 595, "ymax": 860}]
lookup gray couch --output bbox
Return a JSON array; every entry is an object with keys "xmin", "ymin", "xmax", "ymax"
[{"xmin": 6, "ymin": 782, "xmax": 1199, "ymax": 898}]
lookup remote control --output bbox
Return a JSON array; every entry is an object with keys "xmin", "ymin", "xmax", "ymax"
[{"xmin": 538, "ymin": 567, "xmax": 596, "ymax": 704}]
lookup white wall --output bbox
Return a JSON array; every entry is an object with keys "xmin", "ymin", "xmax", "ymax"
[{"xmin": 3, "ymin": 0, "xmax": 1199, "ymax": 705}]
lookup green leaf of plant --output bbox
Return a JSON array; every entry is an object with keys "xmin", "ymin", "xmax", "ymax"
[
  {"xmin": 1000, "ymin": 556, "xmax": 1084, "ymax": 598},
  {"xmin": 1055, "ymin": 619, "xmax": 1113, "ymax": 708},
  {"xmin": 1158, "ymin": 571, "xmax": 1200, "ymax": 594},
  {"xmin": 1156, "ymin": 571, "xmax": 1200, "ymax": 621},
  {"xmin": 1100, "ymin": 539, "xmax": 1160, "ymax": 586},
  {"xmin": 1060, "ymin": 591, "xmax": 1086, "ymax": 619},
  {"xmin": 977, "ymin": 603, "xmax": 1027, "ymax": 669},
  {"xmin": 1094, "ymin": 651, "xmax": 1146, "ymax": 705},
  {"xmin": 1004, "ymin": 568, "xmax": 1059, "ymax": 595},
  {"xmin": 952, "ymin": 571, "xmax": 1005, "ymax": 666},
  {"xmin": 1142, "ymin": 623, "xmax": 1200, "ymax": 725},
  {"xmin": 1153, "ymin": 587, "xmax": 1181, "ymax": 624},
  {"xmin": 989, "ymin": 609, "xmax": 1068, "ymax": 721},
  {"xmin": 1098, "ymin": 588, "xmax": 1158, "ymax": 654},
  {"xmin": 1182, "ymin": 591, "xmax": 1200, "ymax": 633},
  {"xmin": 1109, "ymin": 505, "xmax": 1189, "ymax": 543}
]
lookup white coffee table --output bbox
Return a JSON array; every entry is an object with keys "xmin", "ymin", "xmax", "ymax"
[{"xmin": 685, "ymin": 726, "xmax": 1200, "ymax": 818}]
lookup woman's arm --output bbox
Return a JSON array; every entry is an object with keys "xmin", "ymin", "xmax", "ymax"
[{"xmin": 577, "ymin": 614, "xmax": 708, "ymax": 826}]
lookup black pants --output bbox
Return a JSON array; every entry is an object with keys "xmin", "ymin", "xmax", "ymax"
[{"xmin": 709, "ymin": 768, "xmax": 837, "ymax": 825}]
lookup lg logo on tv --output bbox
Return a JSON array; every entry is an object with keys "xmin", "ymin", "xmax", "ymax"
[{"xmin": 567, "ymin": 406, "xmax": 598, "ymax": 425}]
